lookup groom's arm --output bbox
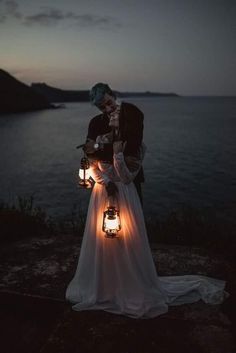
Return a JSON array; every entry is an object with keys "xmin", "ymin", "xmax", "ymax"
[
  {"xmin": 85, "ymin": 115, "xmax": 114, "ymax": 162},
  {"xmin": 86, "ymin": 116, "xmax": 99, "ymax": 141},
  {"xmin": 84, "ymin": 116, "xmax": 101, "ymax": 157}
]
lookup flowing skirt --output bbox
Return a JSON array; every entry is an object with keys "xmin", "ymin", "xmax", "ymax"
[{"xmin": 65, "ymin": 182, "xmax": 229, "ymax": 319}]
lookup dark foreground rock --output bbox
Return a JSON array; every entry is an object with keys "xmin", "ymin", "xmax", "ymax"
[{"xmin": 0, "ymin": 234, "xmax": 235, "ymax": 353}]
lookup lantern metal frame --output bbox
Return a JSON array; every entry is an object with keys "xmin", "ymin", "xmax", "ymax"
[
  {"xmin": 102, "ymin": 204, "xmax": 121, "ymax": 238},
  {"xmin": 76, "ymin": 143, "xmax": 93, "ymax": 189}
]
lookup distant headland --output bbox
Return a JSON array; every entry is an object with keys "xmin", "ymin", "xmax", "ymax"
[
  {"xmin": 0, "ymin": 69, "xmax": 179, "ymax": 114},
  {"xmin": 0, "ymin": 69, "xmax": 54, "ymax": 114},
  {"xmin": 31, "ymin": 83, "xmax": 179, "ymax": 103}
]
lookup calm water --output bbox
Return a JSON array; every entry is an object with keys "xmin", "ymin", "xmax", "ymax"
[{"xmin": 0, "ymin": 97, "xmax": 236, "ymax": 221}]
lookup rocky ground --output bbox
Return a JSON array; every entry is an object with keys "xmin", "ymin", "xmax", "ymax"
[{"xmin": 0, "ymin": 233, "xmax": 235, "ymax": 353}]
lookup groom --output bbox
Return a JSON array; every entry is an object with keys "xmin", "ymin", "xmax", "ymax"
[{"xmin": 84, "ymin": 82, "xmax": 145, "ymax": 204}]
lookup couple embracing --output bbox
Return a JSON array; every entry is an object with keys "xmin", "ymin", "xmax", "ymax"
[{"xmin": 65, "ymin": 82, "xmax": 228, "ymax": 319}]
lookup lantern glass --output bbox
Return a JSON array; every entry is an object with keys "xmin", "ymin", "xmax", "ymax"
[
  {"xmin": 103, "ymin": 206, "xmax": 121, "ymax": 238},
  {"xmin": 77, "ymin": 156, "xmax": 93, "ymax": 189},
  {"xmin": 79, "ymin": 168, "xmax": 91, "ymax": 180}
]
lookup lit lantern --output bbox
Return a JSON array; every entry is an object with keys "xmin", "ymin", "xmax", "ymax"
[
  {"xmin": 78, "ymin": 156, "xmax": 93, "ymax": 189},
  {"xmin": 103, "ymin": 206, "xmax": 121, "ymax": 238}
]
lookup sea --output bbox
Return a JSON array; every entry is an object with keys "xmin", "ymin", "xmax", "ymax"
[{"xmin": 0, "ymin": 96, "xmax": 236, "ymax": 222}]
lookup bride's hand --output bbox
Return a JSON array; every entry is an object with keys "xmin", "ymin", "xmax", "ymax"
[{"xmin": 113, "ymin": 141, "xmax": 127, "ymax": 154}]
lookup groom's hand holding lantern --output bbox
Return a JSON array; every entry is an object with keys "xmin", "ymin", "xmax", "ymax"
[{"xmin": 83, "ymin": 139, "xmax": 100, "ymax": 154}]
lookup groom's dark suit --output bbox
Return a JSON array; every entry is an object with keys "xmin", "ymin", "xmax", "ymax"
[{"xmin": 86, "ymin": 101, "xmax": 145, "ymax": 202}]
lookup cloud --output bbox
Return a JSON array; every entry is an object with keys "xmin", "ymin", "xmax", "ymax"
[
  {"xmin": 24, "ymin": 7, "xmax": 65, "ymax": 26},
  {"xmin": 4, "ymin": 0, "xmax": 22, "ymax": 19},
  {"xmin": 0, "ymin": 2, "xmax": 121, "ymax": 29},
  {"xmin": 24, "ymin": 7, "xmax": 121, "ymax": 29},
  {"xmin": 0, "ymin": 0, "xmax": 7, "ymax": 22},
  {"xmin": 65, "ymin": 11, "xmax": 121, "ymax": 29}
]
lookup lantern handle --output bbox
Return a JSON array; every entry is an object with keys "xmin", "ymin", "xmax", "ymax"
[
  {"xmin": 76, "ymin": 143, "xmax": 85, "ymax": 150},
  {"xmin": 108, "ymin": 193, "xmax": 119, "ymax": 209}
]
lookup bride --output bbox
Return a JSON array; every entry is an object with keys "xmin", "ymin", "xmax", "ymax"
[{"xmin": 65, "ymin": 140, "xmax": 229, "ymax": 319}]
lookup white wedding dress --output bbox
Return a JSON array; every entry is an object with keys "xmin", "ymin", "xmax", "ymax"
[{"xmin": 65, "ymin": 152, "xmax": 229, "ymax": 319}]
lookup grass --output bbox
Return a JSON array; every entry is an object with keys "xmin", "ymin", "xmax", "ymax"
[
  {"xmin": 0, "ymin": 195, "xmax": 54, "ymax": 242},
  {"xmin": 145, "ymin": 204, "xmax": 236, "ymax": 257},
  {"xmin": 1, "ymin": 195, "xmax": 235, "ymax": 258},
  {"xmin": 0, "ymin": 195, "xmax": 87, "ymax": 243}
]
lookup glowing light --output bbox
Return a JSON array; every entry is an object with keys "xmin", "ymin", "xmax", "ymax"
[
  {"xmin": 103, "ymin": 206, "xmax": 121, "ymax": 238},
  {"xmin": 79, "ymin": 168, "xmax": 91, "ymax": 180},
  {"xmin": 78, "ymin": 156, "xmax": 93, "ymax": 189}
]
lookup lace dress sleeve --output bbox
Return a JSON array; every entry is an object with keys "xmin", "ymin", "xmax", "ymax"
[
  {"xmin": 89, "ymin": 158, "xmax": 110, "ymax": 186},
  {"xmin": 113, "ymin": 152, "xmax": 142, "ymax": 184}
]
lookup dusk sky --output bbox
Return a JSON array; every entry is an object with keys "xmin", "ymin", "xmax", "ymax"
[{"xmin": 1, "ymin": 0, "xmax": 235, "ymax": 95}]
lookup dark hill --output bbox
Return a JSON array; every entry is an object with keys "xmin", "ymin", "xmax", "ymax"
[
  {"xmin": 0, "ymin": 69, "xmax": 54, "ymax": 114},
  {"xmin": 31, "ymin": 83, "xmax": 179, "ymax": 103},
  {"xmin": 118, "ymin": 91, "xmax": 179, "ymax": 97},
  {"xmin": 31, "ymin": 83, "xmax": 90, "ymax": 103}
]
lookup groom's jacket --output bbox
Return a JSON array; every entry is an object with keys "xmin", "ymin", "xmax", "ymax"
[{"xmin": 86, "ymin": 101, "xmax": 145, "ymax": 183}]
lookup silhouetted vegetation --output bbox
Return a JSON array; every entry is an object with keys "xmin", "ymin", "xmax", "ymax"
[
  {"xmin": 0, "ymin": 196, "xmax": 54, "ymax": 242},
  {"xmin": 146, "ymin": 205, "xmax": 236, "ymax": 258},
  {"xmin": 0, "ymin": 195, "xmax": 87, "ymax": 243},
  {"xmin": 1, "ymin": 195, "xmax": 235, "ymax": 259}
]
